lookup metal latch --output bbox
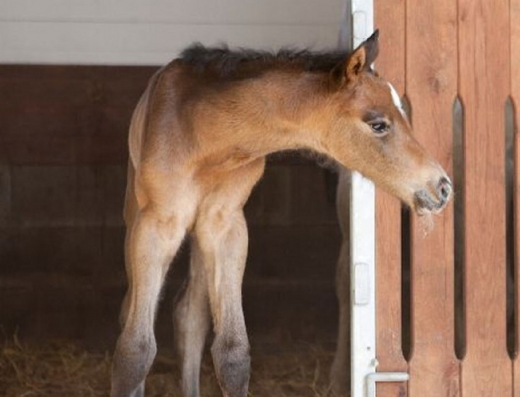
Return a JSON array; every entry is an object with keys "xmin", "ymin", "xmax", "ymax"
[{"xmin": 366, "ymin": 371, "xmax": 409, "ymax": 397}]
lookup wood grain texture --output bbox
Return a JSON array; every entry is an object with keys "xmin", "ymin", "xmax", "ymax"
[
  {"xmin": 0, "ymin": 65, "xmax": 154, "ymax": 165},
  {"xmin": 406, "ymin": 0, "xmax": 460, "ymax": 396},
  {"xmin": 512, "ymin": 0, "xmax": 520, "ymax": 394},
  {"xmin": 458, "ymin": 0, "xmax": 511, "ymax": 395},
  {"xmin": 374, "ymin": 1, "xmax": 408, "ymax": 396}
]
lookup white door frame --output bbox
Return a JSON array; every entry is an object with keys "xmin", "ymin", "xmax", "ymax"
[{"xmin": 344, "ymin": 1, "xmax": 409, "ymax": 396}]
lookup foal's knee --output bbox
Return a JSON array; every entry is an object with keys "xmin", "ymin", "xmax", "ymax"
[{"xmin": 211, "ymin": 336, "xmax": 251, "ymax": 396}]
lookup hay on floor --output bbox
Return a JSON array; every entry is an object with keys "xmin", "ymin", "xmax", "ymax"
[{"xmin": 0, "ymin": 337, "xmax": 337, "ymax": 396}]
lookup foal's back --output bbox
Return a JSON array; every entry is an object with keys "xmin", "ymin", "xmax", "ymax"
[{"xmin": 131, "ymin": 45, "xmax": 345, "ymax": 179}]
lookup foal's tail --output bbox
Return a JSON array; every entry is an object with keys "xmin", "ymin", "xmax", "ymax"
[
  {"xmin": 128, "ymin": 68, "xmax": 163, "ymax": 169},
  {"xmin": 124, "ymin": 67, "xmax": 164, "ymax": 219}
]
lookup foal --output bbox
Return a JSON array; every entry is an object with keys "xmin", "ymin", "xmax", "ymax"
[{"xmin": 111, "ymin": 31, "xmax": 452, "ymax": 397}]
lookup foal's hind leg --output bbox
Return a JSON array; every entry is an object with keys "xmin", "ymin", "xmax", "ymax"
[
  {"xmin": 173, "ymin": 238, "xmax": 211, "ymax": 397},
  {"xmin": 111, "ymin": 203, "xmax": 191, "ymax": 397},
  {"xmin": 120, "ymin": 160, "xmax": 138, "ymax": 329}
]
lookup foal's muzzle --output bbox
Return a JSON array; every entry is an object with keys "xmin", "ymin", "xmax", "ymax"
[{"xmin": 414, "ymin": 176, "xmax": 452, "ymax": 214}]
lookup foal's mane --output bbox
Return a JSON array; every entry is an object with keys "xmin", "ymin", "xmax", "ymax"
[{"xmin": 179, "ymin": 43, "xmax": 348, "ymax": 78}]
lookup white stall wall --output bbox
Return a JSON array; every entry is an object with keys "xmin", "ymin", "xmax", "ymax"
[{"xmin": 0, "ymin": 0, "xmax": 345, "ymax": 65}]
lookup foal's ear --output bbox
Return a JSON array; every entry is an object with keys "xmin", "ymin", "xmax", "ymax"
[{"xmin": 343, "ymin": 29, "xmax": 380, "ymax": 83}]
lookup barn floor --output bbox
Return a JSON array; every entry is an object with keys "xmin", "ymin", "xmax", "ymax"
[{"xmin": 0, "ymin": 337, "xmax": 339, "ymax": 397}]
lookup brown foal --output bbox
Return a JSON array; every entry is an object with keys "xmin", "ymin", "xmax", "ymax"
[{"xmin": 111, "ymin": 31, "xmax": 452, "ymax": 397}]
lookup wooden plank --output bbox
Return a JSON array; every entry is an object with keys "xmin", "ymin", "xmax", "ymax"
[
  {"xmin": 0, "ymin": 0, "xmax": 344, "ymax": 25},
  {"xmin": 512, "ymin": 0, "xmax": 520, "ymax": 394},
  {"xmin": 0, "ymin": 21, "xmax": 342, "ymax": 65},
  {"xmin": 0, "ymin": 0, "xmax": 344, "ymax": 66},
  {"xmin": 406, "ymin": 1, "xmax": 460, "ymax": 396},
  {"xmin": 374, "ymin": 1, "xmax": 408, "ymax": 396},
  {"xmin": 0, "ymin": 65, "xmax": 151, "ymax": 165},
  {"xmin": 459, "ymin": 0, "xmax": 512, "ymax": 395}
]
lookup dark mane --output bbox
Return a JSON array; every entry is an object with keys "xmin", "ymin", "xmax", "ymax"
[{"xmin": 179, "ymin": 43, "xmax": 347, "ymax": 77}]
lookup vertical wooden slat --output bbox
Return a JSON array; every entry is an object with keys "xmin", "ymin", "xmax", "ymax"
[
  {"xmin": 374, "ymin": 1, "xmax": 408, "ymax": 396},
  {"xmin": 459, "ymin": 0, "xmax": 512, "ymax": 395},
  {"xmin": 406, "ymin": 1, "xmax": 460, "ymax": 396},
  {"xmin": 512, "ymin": 0, "xmax": 520, "ymax": 394}
]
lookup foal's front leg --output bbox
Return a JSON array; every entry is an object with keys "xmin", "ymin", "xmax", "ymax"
[
  {"xmin": 331, "ymin": 239, "xmax": 350, "ymax": 396},
  {"xmin": 331, "ymin": 169, "xmax": 351, "ymax": 396},
  {"xmin": 196, "ymin": 211, "xmax": 251, "ymax": 397}
]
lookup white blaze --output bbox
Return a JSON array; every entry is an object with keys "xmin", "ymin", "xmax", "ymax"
[{"xmin": 387, "ymin": 82, "xmax": 406, "ymax": 117}]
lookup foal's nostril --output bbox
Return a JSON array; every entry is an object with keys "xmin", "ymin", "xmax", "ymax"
[{"xmin": 438, "ymin": 177, "xmax": 452, "ymax": 201}]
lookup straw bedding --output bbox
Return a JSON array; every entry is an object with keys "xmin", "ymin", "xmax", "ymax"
[{"xmin": 0, "ymin": 336, "xmax": 337, "ymax": 396}]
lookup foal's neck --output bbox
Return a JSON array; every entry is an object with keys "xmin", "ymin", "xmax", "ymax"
[{"xmin": 224, "ymin": 70, "xmax": 334, "ymax": 155}]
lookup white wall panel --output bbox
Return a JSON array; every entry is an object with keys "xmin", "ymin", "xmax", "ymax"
[{"xmin": 0, "ymin": 0, "xmax": 345, "ymax": 65}]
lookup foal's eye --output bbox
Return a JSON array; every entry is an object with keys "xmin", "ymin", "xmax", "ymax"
[{"xmin": 368, "ymin": 120, "xmax": 390, "ymax": 135}]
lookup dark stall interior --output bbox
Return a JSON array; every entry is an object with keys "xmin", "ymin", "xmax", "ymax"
[{"xmin": 0, "ymin": 65, "xmax": 343, "ymax": 394}]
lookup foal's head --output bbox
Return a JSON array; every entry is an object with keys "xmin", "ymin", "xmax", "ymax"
[{"xmin": 325, "ymin": 31, "xmax": 451, "ymax": 215}]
